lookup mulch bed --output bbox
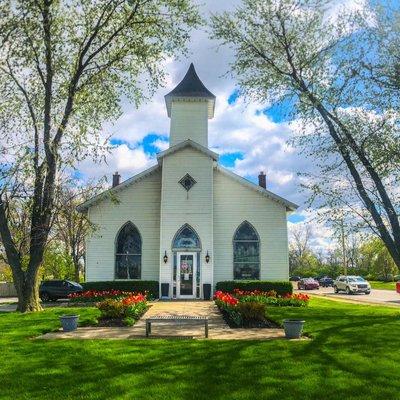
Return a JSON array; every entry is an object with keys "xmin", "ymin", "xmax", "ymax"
[{"xmin": 218, "ymin": 307, "xmax": 280, "ymax": 329}]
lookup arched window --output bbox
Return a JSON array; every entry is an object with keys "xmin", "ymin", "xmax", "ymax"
[
  {"xmin": 233, "ymin": 221, "xmax": 260, "ymax": 280},
  {"xmin": 172, "ymin": 224, "xmax": 201, "ymax": 249},
  {"xmin": 115, "ymin": 222, "xmax": 141, "ymax": 279}
]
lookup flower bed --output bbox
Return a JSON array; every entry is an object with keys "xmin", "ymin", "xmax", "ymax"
[
  {"xmin": 69, "ymin": 291, "xmax": 148, "ymax": 327},
  {"xmin": 68, "ymin": 289, "xmax": 149, "ymax": 303},
  {"xmin": 232, "ymin": 289, "xmax": 310, "ymax": 307},
  {"xmin": 214, "ymin": 289, "xmax": 309, "ymax": 328},
  {"xmin": 96, "ymin": 292, "xmax": 148, "ymax": 327}
]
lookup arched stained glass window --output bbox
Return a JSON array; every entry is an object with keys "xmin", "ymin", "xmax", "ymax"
[
  {"xmin": 173, "ymin": 225, "xmax": 201, "ymax": 249},
  {"xmin": 233, "ymin": 221, "xmax": 260, "ymax": 280},
  {"xmin": 115, "ymin": 222, "xmax": 141, "ymax": 279}
]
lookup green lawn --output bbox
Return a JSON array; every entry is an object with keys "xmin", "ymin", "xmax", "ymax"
[
  {"xmin": 370, "ymin": 281, "xmax": 397, "ymax": 290},
  {"xmin": 1, "ymin": 298, "xmax": 400, "ymax": 400}
]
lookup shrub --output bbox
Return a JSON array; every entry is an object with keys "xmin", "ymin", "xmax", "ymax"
[
  {"xmin": 97, "ymin": 298, "xmax": 126, "ymax": 319},
  {"xmin": 69, "ymin": 289, "xmax": 146, "ymax": 303},
  {"xmin": 233, "ymin": 289, "xmax": 309, "ymax": 307},
  {"xmin": 82, "ymin": 280, "xmax": 159, "ymax": 299},
  {"xmin": 237, "ymin": 302, "xmax": 266, "ymax": 323},
  {"xmin": 216, "ymin": 281, "xmax": 292, "ymax": 296},
  {"xmin": 96, "ymin": 293, "xmax": 148, "ymax": 321}
]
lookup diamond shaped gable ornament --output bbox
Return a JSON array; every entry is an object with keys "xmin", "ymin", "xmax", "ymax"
[{"xmin": 179, "ymin": 174, "xmax": 196, "ymax": 193}]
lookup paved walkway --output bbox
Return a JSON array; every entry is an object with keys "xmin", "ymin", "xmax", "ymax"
[{"xmin": 39, "ymin": 301, "xmax": 287, "ymax": 340}]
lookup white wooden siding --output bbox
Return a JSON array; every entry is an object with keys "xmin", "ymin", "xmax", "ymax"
[
  {"xmin": 85, "ymin": 169, "xmax": 161, "ymax": 281},
  {"xmin": 213, "ymin": 169, "xmax": 289, "ymax": 283},
  {"xmin": 169, "ymin": 101, "xmax": 209, "ymax": 147},
  {"xmin": 159, "ymin": 147, "xmax": 213, "ymax": 295}
]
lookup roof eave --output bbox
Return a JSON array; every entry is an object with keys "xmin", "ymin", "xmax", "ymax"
[{"xmin": 157, "ymin": 139, "xmax": 219, "ymax": 164}]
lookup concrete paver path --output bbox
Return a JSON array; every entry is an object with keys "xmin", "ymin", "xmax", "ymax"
[{"xmin": 39, "ymin": 300, "xmax": 287, "ymax": 340}]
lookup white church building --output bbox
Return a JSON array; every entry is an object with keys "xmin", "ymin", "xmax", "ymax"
[{"xmin": 79, "ymin": 64, "xmax": 298, "ymax": 299}]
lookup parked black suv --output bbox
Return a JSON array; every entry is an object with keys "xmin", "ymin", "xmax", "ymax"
[
  {"xmin": 39, "ymin": 280, "xmax": 83, "ymax": 302},
  {"xmin": 318, "ymin": 277, "xmax": 334, "ymax": 287}
]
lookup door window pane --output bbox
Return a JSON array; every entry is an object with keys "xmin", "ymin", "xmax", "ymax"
[{"xmin": 180, "ymin": 255, "xmax": 194, "ymax": 295}]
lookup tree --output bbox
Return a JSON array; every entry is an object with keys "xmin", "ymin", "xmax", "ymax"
[
  {"xmin": 289, "ymin": 224, "xmax": 312, "ymax": 273},
  {"xmin": 39, "ymin": 242, "xmax": 75, "ymax": 281},
  {"xmin": 211, "ymin": 0, "xmax": 400, "ymax": 268},
  {"xmin": 0, "ymin": 0, "xmax": 200, "ymax": 311},
  {"xmin": 359, "ymin": 238, "xmax": 398, "ymax": 281},
  {"xmin": 53, "ymin": 181, "xmax": 103, "ymax": 282}
]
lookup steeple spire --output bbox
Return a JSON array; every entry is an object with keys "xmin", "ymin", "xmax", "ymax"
[{"xmin": 165, "ymin": 63, "xmax": 216, "ymax": 119}]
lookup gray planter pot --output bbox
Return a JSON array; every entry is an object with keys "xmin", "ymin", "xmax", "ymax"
[
  {"xmin": 60, "ymin": 315, "xmax": 79, "ymax": 332},
  {"xmin": 283, "ymin": 319, "xmax": 305, "ymax": 339}
]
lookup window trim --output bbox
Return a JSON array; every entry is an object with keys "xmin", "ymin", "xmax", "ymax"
[
  {"xmin": 171, "ymin": 224, "xmax": 202, "ymax": 251},
  {"xmin": 114, "ymin": 221, "xmax": 142, "ymax": 280},
  {"xmin": 232, "ymin": 221, "xmax": 260, "ymax": 280}
]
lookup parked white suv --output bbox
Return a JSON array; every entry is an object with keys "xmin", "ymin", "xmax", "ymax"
[{"xmin": 334, "ymin": 276, "xmax": 371, "ymax": 295}]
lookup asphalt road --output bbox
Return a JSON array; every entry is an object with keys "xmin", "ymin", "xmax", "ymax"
[
  {"xmin": 0, "ymin": 297, "xmax": 70, "ymax": 312},
  {"xmin": 295, "ymin": 286, "xmax": 400, "ymax": 307}
]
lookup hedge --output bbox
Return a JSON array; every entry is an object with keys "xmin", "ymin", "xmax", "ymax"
[
  {"xmin": 216, "ymin": 280, "xmax": 293, "ymax": 296},
  {"xmin": 82, "ymin": 281, "xmax": 159, "ymax": 299}
]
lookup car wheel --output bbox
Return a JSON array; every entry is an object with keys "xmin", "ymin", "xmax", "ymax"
[
  {"xmin": 346, "ymin": 286, "xmax": 352, "ymax": 295},
  {"xmin": 40, "ymin": 292, "xmax": 50, "ymax": 302},
  {"xmin": 334, "ymin": 286, "xmax": 338, "ymax": 293},
  {"xmin": 365, "ymin": 291, "xmax": 370, "ymax": 295}
]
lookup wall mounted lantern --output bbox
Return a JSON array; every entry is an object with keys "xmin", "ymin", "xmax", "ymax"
[
  {"xmin": 163, "ymin": 251, "xmax": 168, "ymax": 264},
  {"xmin": 205, "ymin": 251, "xmax": 210, "ymax": 264}
]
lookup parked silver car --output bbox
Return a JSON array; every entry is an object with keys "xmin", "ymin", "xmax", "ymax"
[{"xmin": 333, "ymin": 275, "xmax": 371, "ymax": 295}]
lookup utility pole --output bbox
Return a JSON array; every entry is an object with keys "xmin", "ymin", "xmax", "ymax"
[{"xmin": 340, "ymin": 216, "xmax": 347, "ymax": 276}]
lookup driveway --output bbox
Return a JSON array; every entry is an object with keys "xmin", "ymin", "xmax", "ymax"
[
  {"xmin": 295, "ymin": 286, "xmax": 400, "ymax": 307},
  {"xmin": 0, "ymin": 298, "xmax": 70, "ymax": 312}
]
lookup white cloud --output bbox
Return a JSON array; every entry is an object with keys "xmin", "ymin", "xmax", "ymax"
[
  {"xmin": 288, "ymin": 209, "xmax": 336, "ymax": 254},
  {"xmin": 152, "ymin": 139, "xmax": 169, "ymax": 152},
  {"xmin": 77, "ymin": 145, "xmax": 155, "ymax": 182}
]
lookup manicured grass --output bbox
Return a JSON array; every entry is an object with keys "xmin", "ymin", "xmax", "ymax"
[
  {"xmin": 370, "ymin": 281, "xmax": 397, "ymax": 290},
  {"xmin": 1, "ymin": 299, "xmax": 400, "ymax": 400}
]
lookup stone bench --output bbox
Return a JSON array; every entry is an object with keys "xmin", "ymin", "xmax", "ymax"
[{"xmin": 145, "ymin": 315, "xmax": 209, "ymax": 338}]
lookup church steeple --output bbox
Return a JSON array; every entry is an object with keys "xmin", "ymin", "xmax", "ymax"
[{"xmin": 165, "ymin": 64, "xmax": 216, "ymax": 148}]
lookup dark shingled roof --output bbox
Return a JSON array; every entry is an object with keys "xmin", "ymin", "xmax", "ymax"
[
  {"xmin": 164, "ymin": 63, "xmax": 216, "ymax": 118},
  {"xmin": 165, "ymin": 63, "xmax": 216, "ymax": 100}
]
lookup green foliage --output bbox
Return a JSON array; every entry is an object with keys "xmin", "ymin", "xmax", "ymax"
[
  {"xmin": 96, "ymin": 298, "xmax": 147, "ymax": 321},
  {"xmin": 2, "ymin": 300, "xmax": 400, "ymax": 399},
  {"xmin": 359, "ymin": 237, "xmax": 398, "ymax": 280},
  {"xmin": 236, "ymin": 301, "xmax": 266, "ymax": 323},
  {"xmin": 216, "ymin": 281, "xmax": 292, "ymax": 295},
  {"xmin": 126, "ymin": 301, "xmax": 148, "ymax": 320},
  {"xmin": 0, "ymin": 259, "xmax": 13, "ymax": 282},
  {"xmin": 39, "ymin": 243, "xmax": 75, "ymax": 280},
  {"xmin": 97, "ymin": 298, "xmax": 126, "ymax": 319},
  {"xmin": 82, "ymin": 280, "xmax": 159, "ymax": 299}
]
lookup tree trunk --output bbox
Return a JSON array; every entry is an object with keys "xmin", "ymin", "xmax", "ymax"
[
  {"xmin": 73, "ymin": 259, "xmax": 80, "ymax": 283},
  {"xmin": 11, "ymin": 261, "xmax": 42, "ymax": 312},
  {"xmin": 17, "ymin": 278, "xmax": 42, "ymax": 312}
]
